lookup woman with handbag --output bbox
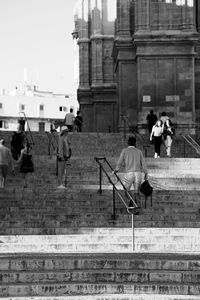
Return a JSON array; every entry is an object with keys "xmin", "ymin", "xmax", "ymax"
[
  {"xmin": 150, "ymin": 120, "xmax": 164, "ymax": 158},
  {"xmin": 163, "ymin": 119, "xmax": 174, "ymax": 157}
]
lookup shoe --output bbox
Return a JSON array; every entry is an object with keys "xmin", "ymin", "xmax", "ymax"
[
  {"xmin": 154, "ymin": 153, "xmax": 158, "ymax": 158},
  {"xmin": 57, "ymin": 185, "xmax": 66, "ymax": 189},
  {"xmin": 157, "ymin": 156, "xmax": 160, "ymax": 158}
]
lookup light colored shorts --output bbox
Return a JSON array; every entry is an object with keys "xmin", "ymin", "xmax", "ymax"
[{"xmin": 122, "ymin": 171, "xmax": 143, "ymax": 192}]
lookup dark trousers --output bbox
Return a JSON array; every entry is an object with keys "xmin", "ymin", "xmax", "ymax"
[{"xmin": 154, "ymin": 136, "xmax": 162, "ymax": 156}]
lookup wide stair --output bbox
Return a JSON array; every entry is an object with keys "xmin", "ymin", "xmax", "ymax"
[{"xmin": 0, "ymin": 132, "xmax": 200, "ymax": 299}]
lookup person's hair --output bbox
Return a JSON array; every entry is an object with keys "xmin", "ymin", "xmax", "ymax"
[
  {"xmin": 128, "ymin": 136, "xmax": 136, "ymax": 146},
  {"xmin": 70, "ymin": 108, "xmax": 73, "ymax": 113},
  {"xmin": 156, "ymin": 120, "xmax": 162, "ymax": 126},
  {"xmin": 161, "ymin": 112, "xmax": 166, "ymax": 116},
  {"xmin": 150, "ymin": 109, "xmax": 154, "ymax": 114}
]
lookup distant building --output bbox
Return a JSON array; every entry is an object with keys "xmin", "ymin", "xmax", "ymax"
[
  {"xmin": 0, "ymin": 84, "xmax": 79, "ymax": 131},
  {"xmin": 74, "ymin": 0, "xmax": 200, "ymax": 133}
]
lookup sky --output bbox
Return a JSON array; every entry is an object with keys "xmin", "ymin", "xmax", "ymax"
[{"xmin": 0, "ymin": 0, "xmax": 77, "ymax": 94}]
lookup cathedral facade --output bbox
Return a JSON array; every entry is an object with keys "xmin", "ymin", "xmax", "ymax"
[{"xmin": 74, "ymin": 0, "xmax": 200, "ymax": 132}]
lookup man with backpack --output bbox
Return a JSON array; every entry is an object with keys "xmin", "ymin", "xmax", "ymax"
[{"xmin": 113, "ymin": 136, "xmax": 148, "ymax": 211}]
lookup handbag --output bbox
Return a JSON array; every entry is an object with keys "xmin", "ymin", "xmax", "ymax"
[{"xmin": 140, "ymin": 179, "xmax": 153, "ymax": 208}]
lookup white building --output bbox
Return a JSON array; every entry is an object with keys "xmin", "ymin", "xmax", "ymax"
[{"xmin": 0, "ymin": 84, "xmax": 79, "ymax": 131}]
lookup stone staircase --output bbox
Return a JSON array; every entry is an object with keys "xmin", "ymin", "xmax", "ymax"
[
  {"xmin": 0, "ymin": 253, "xmax": 200, "ymax": 298},
  {"xmin": 0, "ymin": 132, "xmax": 200, "ymax": 298}
]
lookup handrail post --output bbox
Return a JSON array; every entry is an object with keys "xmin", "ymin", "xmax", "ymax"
[
  {"xmin": 132, "ymin": 214, "xmax": 135, "ymax": 251},
  {"xmin": 124, "ymin": 118, "xmax": 126, "ymax": 141},
  {"xmin": 48, "ymin": 134, "xmax": 51, "ymax": 156},
  {"xmin": 99, "ymin": 164, "xmax": 102, "ymax": 194},
  {"xmin": 184, "ymin": 138, "xmax": 186, "ymax": 158},
  {"xmin": 112, "ymin": 186, "xmax": 116, "ymax": 220},
  {"xmin": 56, "ymin": 150, "xmax": 58, "ymax": 176}
]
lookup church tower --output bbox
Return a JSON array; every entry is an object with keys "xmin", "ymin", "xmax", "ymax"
[
  {"xmin": 74, "ymin": 0, "xmax": 200, "ymax": 132},
  {"xmin": 73, "ymin": 0, "xmax": 117, "ymax": 132}
]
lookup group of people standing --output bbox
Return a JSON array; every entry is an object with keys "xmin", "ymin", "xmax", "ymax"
[
  {"xmin": 63, "ymin": 109, "xmax": 83, "ymax": 132},
  {"xmin": 0, "ymin": 124, "xmax": 34, "ymax": 189},
  {"xmin": 146, "ymin": 110, "xmax": 175, "ymax": 158}
]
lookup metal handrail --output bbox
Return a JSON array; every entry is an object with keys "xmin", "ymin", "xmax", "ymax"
[
  {"xmin": 120, "ymin": 114, "xmax": 150, "ymax": 157},
  {"xmin": 94, "ymin": 156, "xmax": 138, "ymax": 251},
  {"xmin": 19, "ymin": 111, "xmax": 34, "ymax": 145},
  {"xmin": 182, "ymin": 134, "xmax": 200, "ymax": 156},
  {"xmin": 94, "ymin": 157, "xmax": 138, "ymax": 212}
]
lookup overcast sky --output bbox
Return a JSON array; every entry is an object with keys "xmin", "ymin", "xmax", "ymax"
[{"xmin": 0, "ymin": 0, "xmax": 77, "ymax": 94}]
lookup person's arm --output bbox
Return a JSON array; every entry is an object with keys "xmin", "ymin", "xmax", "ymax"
[
  {"xmin": 113, "ymin": 149, "xmax": 125, "ymax": 173},
  {"xmin": 16, "ymin": 149, "xmax": 24, "ymax": 163},
  {"xmin": 150, "ymin": 126, "xmax": 155, "ymax": 141},
  {"xmin": 140, "ymin": 152, "xmax": 148, "ymax": 179}
]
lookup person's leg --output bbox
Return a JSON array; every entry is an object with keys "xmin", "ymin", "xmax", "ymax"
[
  {"xmin": 157, "ymin": 136, "xmax": 162, "ymax": 157},
  {"xmin": 24, "ymin": 173, "xmax": 28, "ymax": 188},
  {"xmin": 154, "ymin": 137, "xmax": 158, "ymax": 158},
  {"xmin": 58, "ymin": 160, "xmax": 66, "ymax": 186},
  {"xmin": 1, "ymin": 165, "xmax": 8, "ymax": 188},
  {"xmin": 0, "ymin": 166, "xmax": 4, "ymax": 188},
  {"xmin": 133, "ymin": 172, "xmax": 143, "ymax": 208},
  {"xmin": 166, "ymin": 136, "xmax": 172, "ymax": 156},
  {"xmin": 123, "ymin": 172, "xmax": 135, "ymax": 204}
]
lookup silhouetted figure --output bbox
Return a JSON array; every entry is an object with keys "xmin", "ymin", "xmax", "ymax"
[
  {"xmin": 11, "ymin": 124, "xmax": 26, "ymax": 161},
  {"xmin": 74, "ymin": 111, "xmax": 83, "ymax": 132},
  {"xmin": 17, "ymin": 141, "xmax": 34, "ymax": 188},
  {"xmin": 146, "ymin": 110, "xmax": 157, "ymax": 134}
]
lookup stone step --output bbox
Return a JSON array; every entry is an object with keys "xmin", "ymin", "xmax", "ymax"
[
  {"xmin": 0, "ymin": 295, "xmax": 199, "ymax": 300},
  {"xmin": 0, "ymin": 228, "xmax": 200, "ymax": 253},
  {"xmin": 1, "ymin": 131, "xmax": 199, "ymax": 158},
  {"xmin": 1, "ymin": 282, "xmax": 199, "ymax": 297},
  {"xmin": 0, "ymin": 253, "xmax": 200, "ymax": 297}
]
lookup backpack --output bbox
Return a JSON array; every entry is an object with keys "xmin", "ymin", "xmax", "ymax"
[{"xmin": 140, "ymin": 180, "xmax": 153, "ymax": 208}]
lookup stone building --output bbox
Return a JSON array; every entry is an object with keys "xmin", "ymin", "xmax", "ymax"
[{"xmin": 74, "ymin": 0, "xmax": 200, "ymax": 132}]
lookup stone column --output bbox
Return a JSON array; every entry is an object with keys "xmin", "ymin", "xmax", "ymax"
[
  {"xmin": 91, "ymin": 0, "xmax": 103, "ymax": 85},
  {"xmin": 182, "ymin": 0, "xmax": 196, "ymax": 31},
  {"xmin": 116, "ymin": 0, "xmax": 131, "ymax": 36},
  {"xmin": 78, "ymin": 0, "xmax": 90, "ymax": 88},
  {"xmin": 135, "ymin": 0, "xmax": 150, "ymax": 32}
]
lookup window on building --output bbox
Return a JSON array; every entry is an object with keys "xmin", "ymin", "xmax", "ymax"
[
  {"xmin": 59, "ymin": 106, "xmax": 67, "ymax": 112},
  {"xmin": 0, "ymin": 121, "xmax": 3, "ymax": 128},
  {"xmin": 0, "ymin": 103, "xmax": 3, "ymax": 109},
  {"xmin": 39, "ymin": 122, "xmax": 45, "ymax": 132},
  {"xmin": 39, "ymin": 104, "xmax": 44, "ymax": 111},
  {"xmin": 4, "ymin": 121, "xmax": 8, "ymax": 129},
  {"xmin": 19, "ymin": 104, "xmax": 25, "ymax": 111}
]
